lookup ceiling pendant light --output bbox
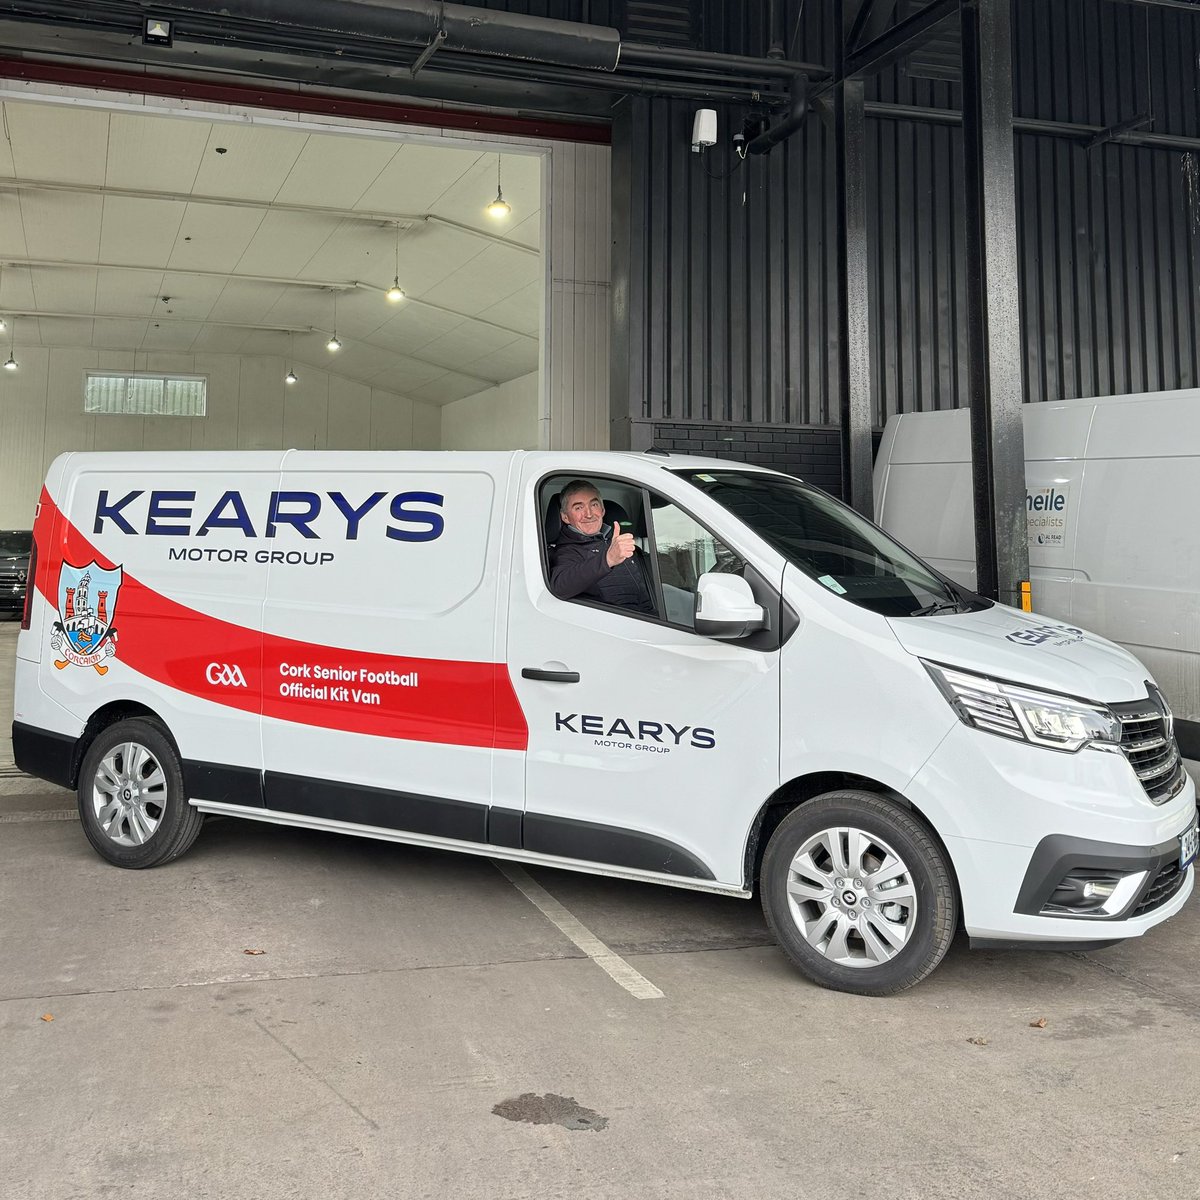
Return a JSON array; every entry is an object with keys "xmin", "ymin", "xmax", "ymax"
[
  {"xmin": 486, "ymin": 155, "xmax": 511, "ymax": 220},
  {"xmin": 327, "ymin": 291, "xmax": 341, "ymax": 352},
  {"xmin": 386, "ymin": 223, "xmax": 405, "ymax": 302},
  {"xmin": 3, "ymin": 316, "xmax": 16, "ymax": 371},
  {"xmin": 285, "ymin": 331, "xmax": 298, "ymax": 384}
]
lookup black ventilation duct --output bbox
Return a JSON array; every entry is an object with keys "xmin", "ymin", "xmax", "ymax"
[{"xmin": 174, "ymin": 0, "xmax": 622, "ymax": 72}]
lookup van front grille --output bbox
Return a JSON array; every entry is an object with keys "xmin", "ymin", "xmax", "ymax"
[{"xmin": 1111, "ymin": 695, "xmax": 1186, "ymax": 804}]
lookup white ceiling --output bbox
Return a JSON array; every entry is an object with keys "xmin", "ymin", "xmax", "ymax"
[{"xmin": 0, "ymin": 101, "xmax": 543, "ymax": 405}]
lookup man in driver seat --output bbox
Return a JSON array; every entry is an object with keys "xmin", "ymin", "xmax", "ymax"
[{"xmin": 549, "ymin": 479, "xmax": 655, "ymax": 614}]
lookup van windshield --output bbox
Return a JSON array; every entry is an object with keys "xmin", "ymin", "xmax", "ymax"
[{"xmin": 675, "ymin": 470, "xmax": 981, "ymax": 618}]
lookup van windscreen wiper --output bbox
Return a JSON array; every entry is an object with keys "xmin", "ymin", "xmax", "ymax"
[{"xmin": 911, "ymin": 598, "xmax": 967, "ymax": 617}]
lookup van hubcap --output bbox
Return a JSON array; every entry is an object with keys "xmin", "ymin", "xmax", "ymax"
[
  {"xmin": 91, "ymin": 742, "xmax": 167, "ymax": 846},
  {"xmin": 785, "ymin": 826, "xmax": 917, "ymax": 968}
]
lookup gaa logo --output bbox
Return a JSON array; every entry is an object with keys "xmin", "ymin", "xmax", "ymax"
[{"xmin": 205, "ymin": 662, "xmax": 248, "ymax": 687}]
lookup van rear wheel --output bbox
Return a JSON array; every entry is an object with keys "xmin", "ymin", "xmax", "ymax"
[
  {"xmin": 77, "ymin": 718, "xmax": 203, "ymax": 869},
  {"xmin": 760, "ymin": 791, "xmax": 957, "ymax": 996}
]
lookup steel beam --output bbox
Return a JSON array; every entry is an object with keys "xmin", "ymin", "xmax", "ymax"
[
  {"xmin": 960, "ymin": 0, "xmax": 1028, "ymax": 607},
  {"xmin": 1085, "ymin": 112, "xmax": 1154, "ymax": 150},
  {"xmin": 846, "ymin": 0, "xmax": 900, "ymax": 53},
  {"xmin": 834, "ymin": 6, "xmax": 874, "ymax": 516},
  {"xmin": 0, "ymin": 256, "xmax": 537, "ymax": 342},
  {"xmin": 864, "ymin": 100, "xmax": 1200, "ymax": 153},
  {"xmin": 0, "ymin": 177, "xmax": 538, "ymax": 256},
  {"xmin": 1105, "ymin": 0, "xmax": 1200, "ymax": 12},
  {"xmin": 846, "ymin": 0, "xmax": 958, "ymax": 79}
]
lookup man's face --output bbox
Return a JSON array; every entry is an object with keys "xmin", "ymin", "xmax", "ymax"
[{"xmin": 561, "ymin": 490, "xmax": 605, "ymax": 536}]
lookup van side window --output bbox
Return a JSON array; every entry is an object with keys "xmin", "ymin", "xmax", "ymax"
[
  {"xmin": 538, "ymin": 474, "xmax": 744, "ymax": 633},
  {"xmin": 648, "ymin": 498, "xmax": 745, "ymax": 628}
]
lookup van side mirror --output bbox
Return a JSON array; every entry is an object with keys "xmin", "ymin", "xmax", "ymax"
[{"xmin": 694, "ymin": 572, "xmax": 766, "ymax": 639}]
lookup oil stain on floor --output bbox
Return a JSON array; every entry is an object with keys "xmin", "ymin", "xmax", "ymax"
[{"xmin": 492, "ymin": 1093, "xmax": 608, "ymax": 1132}]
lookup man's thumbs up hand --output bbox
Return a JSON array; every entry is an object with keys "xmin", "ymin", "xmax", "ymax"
[{"xmin": 606, "ymin": 520, "xmax": 636, "ymax": 567}]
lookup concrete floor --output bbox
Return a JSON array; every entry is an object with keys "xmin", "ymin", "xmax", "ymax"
[{"xmin": 3, "ymin": 618, "xmax": 1200, "ymax": 1200}]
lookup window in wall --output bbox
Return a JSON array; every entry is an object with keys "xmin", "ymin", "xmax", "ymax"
[{"xmin": 84, "ymin": 372, "xmax": 207, "ymax": 417}]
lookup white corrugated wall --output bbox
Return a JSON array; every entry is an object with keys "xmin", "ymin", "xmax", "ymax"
[{"xmin": 543, "ymin": 140, "xmax": 611, "ymax": 452}]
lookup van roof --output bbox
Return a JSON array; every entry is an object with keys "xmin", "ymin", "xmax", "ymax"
[{"xmin": 50, "ymin": 448, "xmax": 798, "ymax": 480}]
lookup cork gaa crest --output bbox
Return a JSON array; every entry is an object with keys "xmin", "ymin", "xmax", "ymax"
[{"xmin": 51, "ymin": 561, "xmax": 122, "ymax": 675}]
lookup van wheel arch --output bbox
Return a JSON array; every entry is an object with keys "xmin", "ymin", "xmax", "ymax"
[
  {"xmin": 743, "ymin": 773, "xmax": 959, "ymax": 906},
  {"xmin": 72, "ymin": 701, "xmax": 174, "ymax": 789}
]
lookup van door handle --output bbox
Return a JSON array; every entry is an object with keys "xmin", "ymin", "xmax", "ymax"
[{"xmin": 521, "ymin": 668, "xmax": 580, "ymax": 683}]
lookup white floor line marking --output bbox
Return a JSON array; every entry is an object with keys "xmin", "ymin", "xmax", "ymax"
[
  {"xmin": 0, "ymin": 810, "xmax": 78, "ymax": 823},
  {"xmin": 493, "ymin": 861, "xmax": 665, "ymax": 1001}
]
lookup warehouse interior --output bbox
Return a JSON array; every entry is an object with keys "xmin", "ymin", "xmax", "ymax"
[{"xmin": 0, "ymin": 95, "xmax": 553, "ymax": 526}]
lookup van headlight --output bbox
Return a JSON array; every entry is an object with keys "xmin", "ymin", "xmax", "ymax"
[{"xmin": 923, "ymin": 662, "xmax": 1122, "ymax": 753}]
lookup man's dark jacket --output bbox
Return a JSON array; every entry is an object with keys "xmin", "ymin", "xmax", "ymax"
[{"xmin": 549, "ymin": 523, "xmax": 655, "ymax": 614}]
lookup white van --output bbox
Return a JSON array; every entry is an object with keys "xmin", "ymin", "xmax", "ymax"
[
  {"xmin": 873, "ymin": 390, "xmax": 1200, "ymax": 763},
  {"xmin": 12, "ymin": 449, "xmax": 1197, "ymax": 995}
]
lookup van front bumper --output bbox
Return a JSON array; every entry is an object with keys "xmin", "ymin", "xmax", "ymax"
[{"xmin": 908, "ymin": 722, "xmax": 1197, "ymax": 943}]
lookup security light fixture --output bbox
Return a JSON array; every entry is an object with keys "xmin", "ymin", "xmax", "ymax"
[
  {"xmin": 143, "ymin": 17, "xmax": 173, "ymax": 47},
  {"xmin": 486, "ymin": 156, "xmax": 511, "ymax": 220},
  {"xmin": 386, "ymin": 223, "xmax": 405, "ymax": 302},
  {"xmin": 285, "ymin": 331, "xmax": 298, "ymax": 384},
  {"xmin": 285, "ymin": 368, "xmax": 298, "ymax": 384}
]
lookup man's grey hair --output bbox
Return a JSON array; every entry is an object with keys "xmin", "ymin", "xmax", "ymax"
[{"xmin": 559, "ymin": 479, "xmax": 600, "ymax": 516}]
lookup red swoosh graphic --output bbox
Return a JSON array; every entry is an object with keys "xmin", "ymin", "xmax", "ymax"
[{"xmin": 34, "ymin": 488, "xmax": 528, "ymax": 751}]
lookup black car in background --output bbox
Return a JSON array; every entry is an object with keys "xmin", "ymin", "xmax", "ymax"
[{"xmin": 0, "ymin": 530, "xmax": 33, "ymax": 618}]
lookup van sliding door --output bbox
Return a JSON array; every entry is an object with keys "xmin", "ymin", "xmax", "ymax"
[{"xmin": 258, "ymin": 452, "xmax": 513, "ymax": 843}]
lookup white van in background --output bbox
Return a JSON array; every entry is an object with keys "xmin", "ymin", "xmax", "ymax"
[
  {"xmin": 874, "ymin": 390, "xmax": 1200, "ymax": 762},
  {"xmin": 11, "ymin": 449, "xmax": 1196, "ymax": 996}
]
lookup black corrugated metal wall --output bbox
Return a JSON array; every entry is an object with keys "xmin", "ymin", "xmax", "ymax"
[{"xmin": 614, "ymin": 0, "xmax": 1200, "ymax": 466}]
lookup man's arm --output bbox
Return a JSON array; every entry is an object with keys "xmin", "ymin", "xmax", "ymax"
[{"xmin": 549, "ymin": 537, "xmax": 611, "ymax": 599}]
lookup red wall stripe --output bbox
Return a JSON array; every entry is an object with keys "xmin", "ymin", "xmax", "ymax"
[{"xmin": 0, "ymin": 57, "xmax": 611, "ymax": 145}]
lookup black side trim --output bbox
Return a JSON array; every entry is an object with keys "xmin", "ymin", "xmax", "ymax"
[
  {"xmin": 523, "ymin": 812, "xmax": 714, "ymax": 880},
  {"xmin": 11, "ymin": 721, "xmax": 74, "ymax": 789},
  {"xmin": 969, "ymin": 937, "xmax": 1123, "ymax": 952},
  {"xmin": 183, "ymin": 760, "xmax": 263, "ymax": 808},
  {"xmin": 1015, "ymin": 828, "xmax": 1193, "ymax": 920},
  {"xmin": 264, "ymin": 770, "xmax": 488, "ymax": 843},
  {"xmin": 487, "ymin": 806, "xmax": 524, "ymax": 849},
  {"xmin": 1176, "ymin": 717, "xmax": 1199, "ymax": 761},
  {"xmin": 225, "ymin": 769, "xmax": 711, "ymax": 879}
]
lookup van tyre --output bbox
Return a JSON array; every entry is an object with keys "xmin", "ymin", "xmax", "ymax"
[
  {"xmin": 761, "ymin": 791, "xmax": 957, "ymax": 996},
  {"xmin": 77, "ymin": 718, "xmax": 203, "ymax": 869}
]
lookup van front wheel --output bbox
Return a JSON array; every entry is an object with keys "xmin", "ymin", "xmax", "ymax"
[
  {"xmin": 760, "ymin": 791, "xmax": 957, "ymax": 996},
  {"xmin": 77, "ymin": 718, "xmax": 203, "ymax": 869}
]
